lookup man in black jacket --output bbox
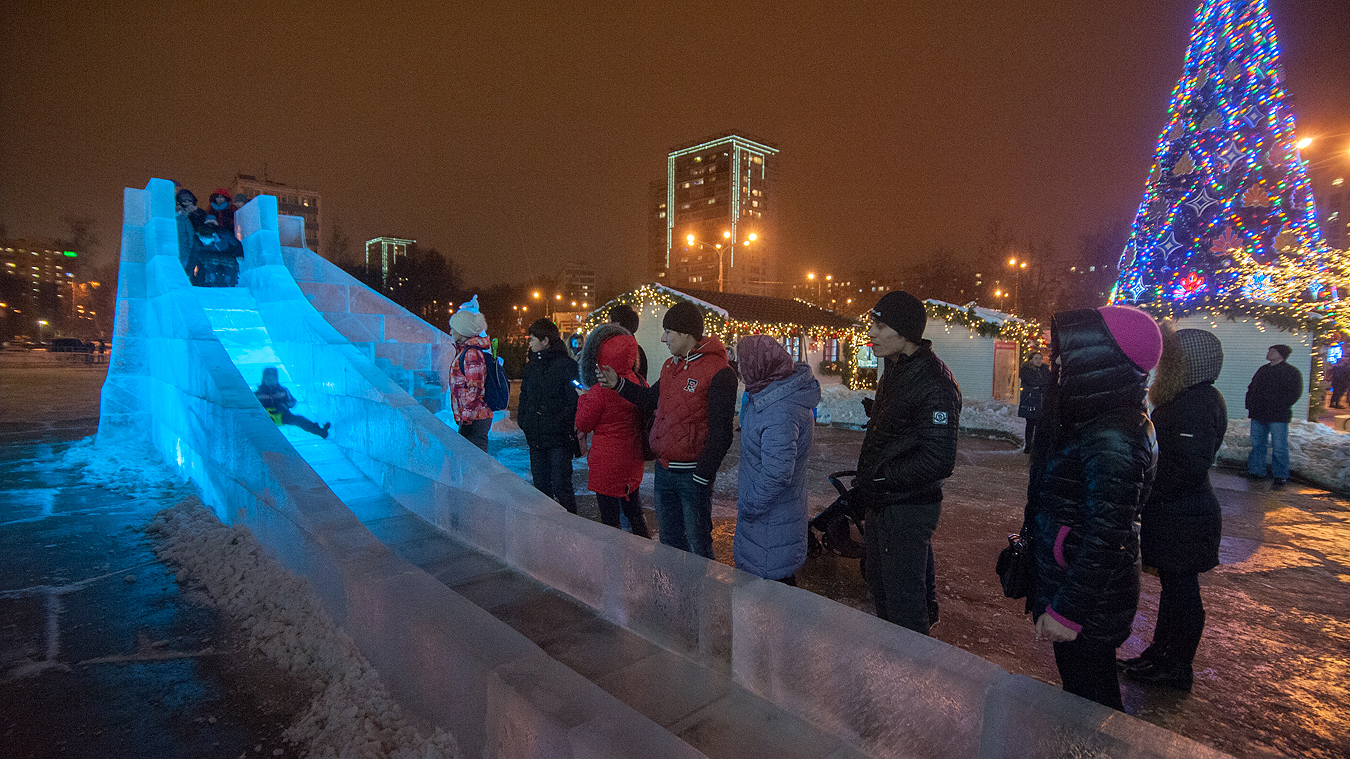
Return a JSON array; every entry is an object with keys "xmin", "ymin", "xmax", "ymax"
[
  {"xmin": 1245, "ymin": 344, "xmax": 1303, "ymax": 490},
  {"xmin": 518, "ymin": 319, "xmax": 580, "ymax": 513},
  {"xmin": 857, "ymin": 291, "xmax": 961, "ymax": 635}
]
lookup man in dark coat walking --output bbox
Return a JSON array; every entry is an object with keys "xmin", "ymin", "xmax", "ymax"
[
  {"xmin": 1245, "ymin": 344, "xmax": 1303, "ymax": 489},
  {"xmin": 517, "ymin": 319, "xmax": 580, "ymax": 513},
  {"xmin": 856, "ymin": 291, "xmax": 961, "ymax": 635}
]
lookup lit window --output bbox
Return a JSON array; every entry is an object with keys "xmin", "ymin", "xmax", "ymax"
[
  {"xmin": 682, "ymin": 182, "xmax": 690, "ymax": 189},
  {"xmin": 707, "ymin": 198, "xmax": 715, "ymax": 204},
  {"xmin": 658, "ymin": 212, "xmax": 666, "ymax": 218}
]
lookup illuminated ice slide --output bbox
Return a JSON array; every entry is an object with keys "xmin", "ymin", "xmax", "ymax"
[{"xmin": 97, "ymin": 179, "xmax": 1226, "ymax": 759}]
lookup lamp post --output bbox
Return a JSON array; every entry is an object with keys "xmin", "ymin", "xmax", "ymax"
[
  {"xmin": 1007, "ymin": 257, "xmax": 1029, "ymax": 314},
  {"xmin": 686, "ymin": 231, "xmax": 757, "ymax": 292}
]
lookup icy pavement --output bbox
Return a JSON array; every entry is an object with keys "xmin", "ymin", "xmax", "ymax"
[{"xmin": 0, "ymin": 432, "xmax": 300, "ymax": 758}]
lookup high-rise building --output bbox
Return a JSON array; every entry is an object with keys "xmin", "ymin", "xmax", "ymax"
[
  {"xmin": 650, "ymin": 133, "xmax": 779, "ymax": 296},
  {"xmin": 365, "ymin": 237, "xmax": 415, "ymax": 287},
  {"xmin": 562, "ymin": 261, "xmax": 597, "ymax": 308},
  {"xmin": 231, "ymin": 174, "xmax": 322, "ymax": 255},
  {"xmin": 1324, "ymin": 176, "xmax": 1349, "ymax": 251}
]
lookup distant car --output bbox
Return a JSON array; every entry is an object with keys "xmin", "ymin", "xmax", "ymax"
[{"xmin": 50, "ymin": 338, "xmax": 90, "ymax": 353}]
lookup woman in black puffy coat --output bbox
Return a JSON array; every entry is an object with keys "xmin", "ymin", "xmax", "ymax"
[
  {"xmin": 1121, "ymin": 324, "xmax": 1226, "ymax": 692},
  {"xmin": 1027, "ymin": 306, "xmax": 1161, "ymax": 710}
]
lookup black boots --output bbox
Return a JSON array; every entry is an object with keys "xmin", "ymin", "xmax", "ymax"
[{"xmin": 1122, "ymin": 660, "xmax": 1193, "ymax": 691}]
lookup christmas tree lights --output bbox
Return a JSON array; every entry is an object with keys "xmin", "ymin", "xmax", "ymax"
[{"xmin": 1111, "ymin": 0, "xmax": 1340, "ymax": 312}]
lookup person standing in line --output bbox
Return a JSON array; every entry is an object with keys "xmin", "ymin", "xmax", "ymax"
[
  {"xmin": 1329, "ymin": 354, "xmax": 1349, "ymax": 409},
  {"xmin": 1121, "ymin": 324, "xmax": 1226, "ymax": 692},
  {"xmin": 597, "ymin": 301, "xmax": 736, "ymax": 559},
  {"xmin": 576, "ymin": 323, "xmax": 650, "ymax": 537},
  {"xmin": 734, "ymin": 336, "xmax": 820, "ymax": 585},
  {"xmin": 856, "ymin": 291, "xmax": 961, "ymax": 635},
  {"xmin": 254, "ymin": 367, "xmax": 331, "ymax": 438},
  {"xmin": 175, "ymin": 188, "xmax": 206, "ymax": 276},
  {"xmin": 449, "ymin": 307, "xmax": 494, "ymax": 453},
  {"xmin": 517, "ymin": 319, "xmax": 579, "ymax": 513},
  {"xmin": 1018, "ymin": 350, "xmax": 1051, "ymax": 453},
  {"xmin": 1245, "ymin": 344, "xmax": 1302, "ymax": 490},
  {"xmin": 1028, "ymin": 305, "xmax": 1161, "ymax": 711},
  {"xmin": 608, "ymin": 304, "xmax": 648, "ymax": 382},
  {"xmin": 208, "ymin": 188, "xmax": 236, "ymax": 234}
]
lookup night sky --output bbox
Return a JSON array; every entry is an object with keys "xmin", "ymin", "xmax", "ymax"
[{"xmin": 2, "ymin": 0, "xmax": 1347, "ymax": 290}]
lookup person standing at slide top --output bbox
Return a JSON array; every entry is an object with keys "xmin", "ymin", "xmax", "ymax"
[
  {"xmin": 597, "ymin": 301, "xmax": 736, "ymax": 559},
  {"xmin": 517, "ymin": 318, "xmax": 579, "ymax": 513},
  {"xmin": 576, "ymin": 323, "xmax": 651, "ymax": 537},
  {"xmin": 856, "ymin": 290, "xmax": 961, "ymax": 636},
  {"xmin": 1027, "ymin": 305, "xmax": 1161, "ymax": 711},
  {"xmin": 449, "ymin": 305, "xmax": 494, "ymax": 453}
]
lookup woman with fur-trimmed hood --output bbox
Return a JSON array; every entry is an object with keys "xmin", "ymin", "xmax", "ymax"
[
  {"xmin": 576, "ymin": 323, "xmax": 650, "ymax": 537},
  {"xmin": 1121, "ymin": 322, "xmax": 1227, "ymax": 693}
]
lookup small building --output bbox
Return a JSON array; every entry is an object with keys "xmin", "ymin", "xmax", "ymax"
[
  {"xmin": 921, "ymin": 300, "xmax": 1038, "ymax": 402},
  {"xmin": 587, "ymin": 284, "xmax": 866, "ymax": 387}
]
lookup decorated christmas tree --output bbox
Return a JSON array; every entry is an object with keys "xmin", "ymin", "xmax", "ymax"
[{"xmin": 1111, "ymin": 0, "xmax": 1336, "ymax": 310}]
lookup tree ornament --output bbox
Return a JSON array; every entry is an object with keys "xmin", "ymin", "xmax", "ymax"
[
  {"xmin": 1211, "ymin": 226, "xmax": 1242, "ymax": 255},
  {"xmin": 1243, "ymin": 184, "xmax": 1272, "ymax": 207},
  {"xmin": 1178, "ymin": 271, "xmax": 1206, "ymax": 295},
  {"xmin": 1224, "ymin": 60, "xmax": 1242, "ymax": 82},
  {"xmin": 1172, "ymin": 152, "xmax": 1197, "ymax": 176},
  {"xmin": 1167, "ymin": 122, "xmax": 1185, "ymax": 141},
  {"xmin": 1200, "ymin": 111, "xmax": 1221, "ymax": 131}
]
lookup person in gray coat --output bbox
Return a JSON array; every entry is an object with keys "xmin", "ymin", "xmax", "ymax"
[{"xmin": 733, "ymin": 335, "xmax": 821, "ymax": 584}]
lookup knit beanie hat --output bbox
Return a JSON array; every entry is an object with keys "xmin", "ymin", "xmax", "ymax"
[
  {"xmin": 1270, "ymin": 344, "xmax": 1292, "ymax": 360},
  {"xmin": 1178, "ymin": 329, "xmax": 1224, "ymax": 386},
  {"xmin": 1097, "ymin": 305, "xmax": 1163, "ymax": 372},
  {"xmin": 870, "ymin": 291, "xmax": 926, "ymax": 342},
  {"xmin": 449, "ymin": 309, "xmax": 487, "ymax": 338},
  {"xmin": 663, "ymin": 301, "xmax": 704, "ymax": 338}
]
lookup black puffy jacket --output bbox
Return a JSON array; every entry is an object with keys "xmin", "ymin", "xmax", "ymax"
[
  {"xmin": 1028, "ymin": 309, "xmax": 1157, "ymax": 647},
  {"xmin": 517, "ymin": 346, "xmax": 579, "ymax": 449},
  {"xmin": 1018, "ymin": 363, "xmax": 1051, "ymax": 420},
  {"xmin": 1245, "ymin": 361, "xmax": 1303, "ymax": 423},
  {"xmin": 1141, "ymin": 383, "xmax": 1226, "ymax": 574},
  {"xmin": 856, "ymin": 340, "xmax": 962, "ymax": 508}
]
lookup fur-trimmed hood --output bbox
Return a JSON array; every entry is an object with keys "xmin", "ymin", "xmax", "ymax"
[
  {"xmin": 1149, "ymin": 322, "xmax": 1223, "ymax": 408},
  {"xmin": 578, "ymin": 323, "xmax": 634, "ymax": 388}
]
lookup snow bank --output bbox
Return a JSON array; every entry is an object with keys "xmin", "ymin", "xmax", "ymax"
[
  {"xmin": 814, "ymin": 386, "xmax": 1026, "ymax": 440},
  {"xmin": 1219, "ymin": 419, "xmax": 1350, "ymax": 493},
  {"xmin": 60, "ymin": 436, "xmax": 192, "ymax": 501},
  {"xmin": 147, "ymin": 500, "xmax": 460, "ymax": 759}
]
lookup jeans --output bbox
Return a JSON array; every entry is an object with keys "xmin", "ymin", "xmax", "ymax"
[
  {"xmin": 1053, "ymin": 637, "xmax": 1123, "ymax": 711},
  {"xmin": 529, "ymin": 445, "xmax": 577, "ymax": 513},
  {"xmin": 1248, "ymin": 419, "xmax": 1289, "ymax": 479},
  {"xmin": 459, "ymin": 418, "xmax": 491, "ymax": 453},
  {"xmin": 1023, "ymin": 419, "xmax": 1038, "ymax": 450},
  {"xmin": 596, "ymin": 492, "xmax": 649, "ymax": 538},
  {"xmin": 864, "ymin": 500, "xmax": 940, "ymax": 635},
  {"xmin": 653, "ymin": 465, "xmax": 714, "ymax": 559},
  {"xmin": 1144, "ymin": 570, "xmax": 1205, "ymax": 672}
]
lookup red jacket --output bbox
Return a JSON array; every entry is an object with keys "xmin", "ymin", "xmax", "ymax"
[
  {"xmin": 576, "ymin": 386, "xmax": 645, "ymax": 497},
  {"xmin": 451, "ymin": 335, "xmax": 494, "ymax": 424},
  {"xmin": 649, "ymin": 336, "xmax": 735, "ymax": 478}
]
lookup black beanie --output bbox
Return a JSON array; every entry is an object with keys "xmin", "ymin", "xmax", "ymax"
[
  {"xmin": 663, "ymin": 301, "xmax": 704, "ymax": 339},
  {"xmin": 870, "ymin": 291, "xmax": 926, "ymax": 342}
]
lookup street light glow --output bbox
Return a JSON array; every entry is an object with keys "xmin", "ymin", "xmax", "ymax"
[
  {"xmin": 807, "ymin": 273, "xmax": 815, "ymax": 280},
  {"xmin": 748, "ymin": 233, "xmax": 757, "ymax": 241},
  {"xmin": 1296, "ymin": 137, "xmax": 1313, "ymax": 149},
  {"xmin": 687, "ymin": 234, "xmax": 695, "ymax": 245},
  {"xmin": 723, "ymin": 231, "xmax": 731, "ymax": 239}
]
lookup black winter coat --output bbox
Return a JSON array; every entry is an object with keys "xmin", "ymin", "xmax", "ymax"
[
  {"xmin": 517, "ymin": 347, "xmax": 579, "ymax": 449},
  {"xmin": 1245, "ymin": 361, "xmax": 1303, "ymax": 423},
  {"xmin": 856, "ymin": 341, "xmax": 962, "ymax": 508},
  {"xmin": 1141, "ymin": 383, "xmax": 1226, "ymax": 574},
  {"xmin": 1018, "ymin": 363, "xmax": 1051, "ymax": 420},
  {"xmin": 1028, "ymin": 309, "xmax": 1157, "ymax": 647}
]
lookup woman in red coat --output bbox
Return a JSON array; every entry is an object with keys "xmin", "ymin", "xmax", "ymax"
[{"xmin": 576, "ymin": 324, "xmax": 650, "ymax": 537}]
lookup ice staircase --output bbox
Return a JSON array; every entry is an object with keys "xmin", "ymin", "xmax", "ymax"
[{"xmin": 100, "ymin": 179, "xmax": 1231, "ymax": 759}]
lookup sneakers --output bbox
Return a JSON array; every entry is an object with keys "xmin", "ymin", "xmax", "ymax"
[
  {"xmin": 1122, "ymin": 661, "xmax": 1193, "ymax": 691},
  {"xmin": 1272, "ymin": 478, "xmax": 1286, "ymax": 490}
]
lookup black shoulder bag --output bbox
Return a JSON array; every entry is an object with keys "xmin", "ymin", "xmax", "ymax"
[{"xmin": 995, "ymin": 526, "xmax": 1035, "ymax": 599}]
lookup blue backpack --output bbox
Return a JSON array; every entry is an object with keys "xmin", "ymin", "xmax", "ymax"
[{"xmin": 457, "ymin": 341, "xmax": 510, "ymax": 411}]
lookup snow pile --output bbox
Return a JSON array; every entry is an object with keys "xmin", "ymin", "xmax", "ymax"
[
  {"xmin": 1219, "ymin": 419, "xmax": 1350, "ymax": 492},
  {"xmin": 148, "ymin": 500, "xmax": 460, "ymax": 759},
  {"xmin": 814, "ymin": 386, "xmax": 1026, "ymax": 440},
  {"xmin": 60, "ymin": 436, "xmax": 192, "ymax": 501}
]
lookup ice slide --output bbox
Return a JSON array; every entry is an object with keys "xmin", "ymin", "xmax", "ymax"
[{"xmin": 97, "ymin": 179, "xmax": 1227, "ymax": 758}]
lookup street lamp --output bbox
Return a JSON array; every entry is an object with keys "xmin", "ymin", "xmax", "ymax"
[
  {"xmin": 1006, "ymin": 257, "xmax": 1029, "ymax": 314},
  {"xmin": 686, "ymin": 231, "xmax": 757, "ymax": 292}
]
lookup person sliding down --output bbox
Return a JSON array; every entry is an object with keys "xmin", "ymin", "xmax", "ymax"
[{"xmin": 254, "ymin": 367, "xmax": 330, "ymax": 439}]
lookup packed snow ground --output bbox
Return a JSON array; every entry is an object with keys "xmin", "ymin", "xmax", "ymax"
[
  {"xmin": 812, "ymin": 387, "xmax": 1350, "ymax": 493},
  {"xmin": 59, "ymin": 439, "xmax": 461, "ymax": 759}
]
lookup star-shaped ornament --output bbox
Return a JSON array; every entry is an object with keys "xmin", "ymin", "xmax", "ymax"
[
  {"xmin": 1218, "ymin": 139, "xmax": 1245, "ymax": 172},
  {"xmin": 1155, "ymin": 230, "xmax": 1185, "ymax": 262},
  {"xmin": 1129, "ymin": 281, "xmax": 1147, "ymax": 300},
  {"xmin": 1185, "ymin": 185, "xmax": 1221, "ymax": 217}
]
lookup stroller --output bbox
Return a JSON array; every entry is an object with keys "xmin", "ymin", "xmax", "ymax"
[{"xmin": 807, "ymin": 470, "xmax": 868, "ymax": 577}]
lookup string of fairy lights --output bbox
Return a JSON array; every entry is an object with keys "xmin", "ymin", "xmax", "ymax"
[
  {"xmin": 584, "ymin": 284, "xmax": 1041, "ymax": 389},
  {"xmin": 1111, "ymin": 0, "xmax": 1336, "ymax": 311}
]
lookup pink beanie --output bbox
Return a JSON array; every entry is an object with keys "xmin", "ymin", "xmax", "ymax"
[{"xmin": 1097, "ymin": 306, "xmax": 1163, "ymax": 372}]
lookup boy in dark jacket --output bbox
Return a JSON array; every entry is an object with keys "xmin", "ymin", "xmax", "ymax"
[
  {"xmin": 857, "ymin": 291, "xmax": 961, "ymax": 635},
  {"xmin": 1018, "ymin": 351, "xmax": 1050, "ymax": 452},
  {"xmin": 598, "ymin": 301, "xmax": 736, "ymax": 559},
  {"xmin": 254, "ymin": 367, "xmax": 330, "ymax": 438},
  {"xmin": 517, "ymin": 318, "xmax": 579, "ymax": 513},
  {"xmin": 190, "ymin": 217, "xmax": 244, "ymax": 287},
  {"xmin": 608, "ymin": 304, "xmax": 648, "ymax": 382},
  {"xmin": 1245, "ymin": 344, "xmax": 1302, "ymax": 489}
]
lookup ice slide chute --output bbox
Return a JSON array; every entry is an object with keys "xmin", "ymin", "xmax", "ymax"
[{"xmin": 97, "ymin": 179, "xmax": 1228, "ymax": 758}]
